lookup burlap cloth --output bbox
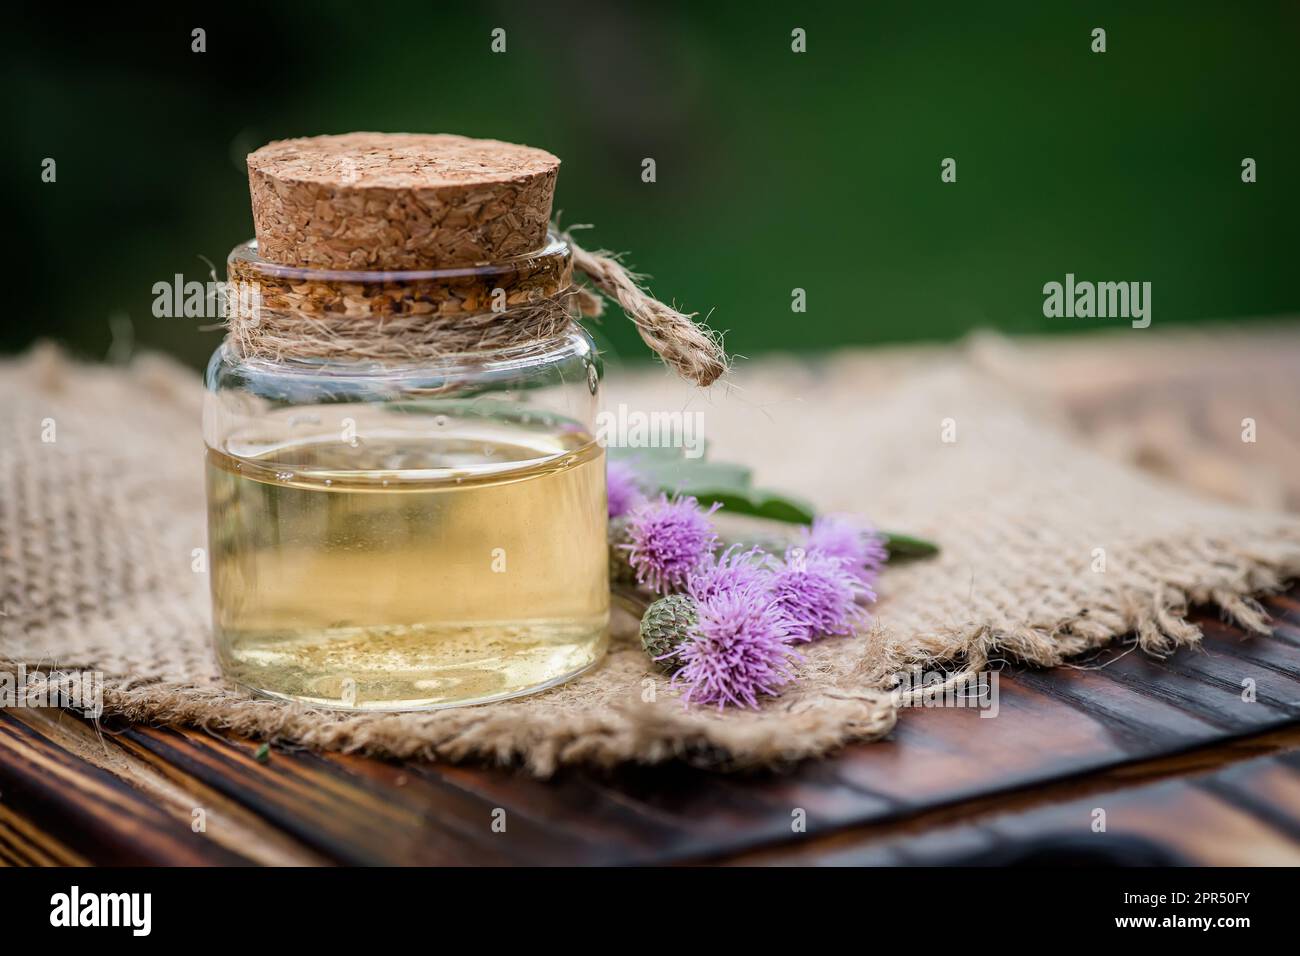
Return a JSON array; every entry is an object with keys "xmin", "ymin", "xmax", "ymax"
[{"xmin": 3, "ymin": 329, "xmax": 1299, "ymax": 774}]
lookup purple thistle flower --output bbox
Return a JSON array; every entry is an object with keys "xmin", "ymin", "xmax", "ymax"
[
  {"xmin": 672, "ymin": 586, "xmax": 799, "ymax": 709},
  {"xmin": 770, "ymin": 547, "xmax": 867, "ymax": 642},
  {"xmin": 625, "ymin": 494, "xmax": 720, "ymax": 594},
  {"xmin": 687, "ymin": 545, "xmax": 773, "ymax": 603},
  {"xmin": 606, "ymin": 459, "xmax": 647, "ymax": 519},
  {"xmin": 801, "ymin": 514, "xmax": 887, "ymax": 592}
]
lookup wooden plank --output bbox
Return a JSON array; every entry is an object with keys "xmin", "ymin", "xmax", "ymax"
[
  {"xmin": 1192, "ymin": 757, "xmax": 1300, "ymax": 843},
  {"xmin": 715, "ymin": 725, "xmax": 1300, "ymax": 864},
  {"xmin": 0, "ymin": 713, "xmax": 253, "ymax": 865},
  {"xmin": 113, "ymin": 723, "xmax": 889, "ymax": 865},
  {"xmin": 1201, "ymin": 617, "xmax": 1300, "ymax": 675},
  {"xmin": 399, "ymin": 597, "xmax": 1300, "ymax": 864},
  {"xmin": 414, "ymin": 756, "xmax": 900, "ymax": 865},
  {"xmin": 114, "ymin": 725, "xmax": 516, "ymax": 865},
  {"xmin": 731, "ymin": 749, "xmax": 1300, "ymax": 865},
  {"xmin": 3, "ymin": 709, "xmax": 345, "ymax": 866},
  {"xmin": 1, "ymin": 591, "xmax": 1297, "ymax": 865},
  {"xmin": 3, "ymin": 709, "xmax": 328, "ymax": 866},
  {"xmin": 1269, "ymin": 593, "xmax": 1300, "ymax": 630},
  {"xmin": 833, "ymin": 679, "xmax": 1145, "ymax": 803},
  {"xmin": 0, "ymin": 802, "xmax": 88, "ymax": 866}
]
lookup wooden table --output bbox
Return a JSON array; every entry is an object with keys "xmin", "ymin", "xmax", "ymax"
[{"xmin": 2, "ymin": 589, "xmax": 1298, "ymax": 866}]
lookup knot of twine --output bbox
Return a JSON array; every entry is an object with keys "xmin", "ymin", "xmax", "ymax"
[{"xmin": 225, "ymin": 225, "xmax": 728, "ymax": 387}]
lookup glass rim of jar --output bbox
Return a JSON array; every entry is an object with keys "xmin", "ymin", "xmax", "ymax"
[
  {"xmin": 228, "ymin": 232, "xmax": 571, "ymax": 286},
  {"xmin": 210, "ymin": 324, "xmax": 597, "ymax": 381}
]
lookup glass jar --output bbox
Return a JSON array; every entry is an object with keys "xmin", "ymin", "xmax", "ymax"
[{"xmin": 204, "ymin": 236, "xmax": 608, "ymax": 710}]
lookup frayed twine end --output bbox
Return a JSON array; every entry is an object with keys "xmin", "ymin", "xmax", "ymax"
[{"xmin": 558, "ymin": 226, "xmax": 729, "ymax": 387}]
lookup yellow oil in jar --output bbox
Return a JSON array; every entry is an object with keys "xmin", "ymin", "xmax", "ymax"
[{"xmin": 206, "ymin": 417, "xmax": 608, "ymax": 710}]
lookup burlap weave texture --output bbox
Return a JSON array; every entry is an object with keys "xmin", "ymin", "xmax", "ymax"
[{"xmin": 2, "ymin": 338, "xmax": 1297, "ymax": 774}]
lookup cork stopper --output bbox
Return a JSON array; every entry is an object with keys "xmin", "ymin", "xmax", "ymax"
[{"xmin": 247, "ymin": 132, "xmax": 560, "ymax": 271}]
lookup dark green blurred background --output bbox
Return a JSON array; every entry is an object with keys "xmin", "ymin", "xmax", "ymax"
[{"xmin": 5, "ymin": 1, "xmax": 1297, "ymax": 370}]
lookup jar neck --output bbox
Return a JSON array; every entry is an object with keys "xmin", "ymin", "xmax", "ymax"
[
  {"xmin": 224, "ymin": 235, "xmax": 579, "ymax": 366},
  {"xmin": 204, "ymin": 325, "xmax": 601, "ymax": 457}
]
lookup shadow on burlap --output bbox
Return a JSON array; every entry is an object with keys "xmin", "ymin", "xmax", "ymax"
[{"xmin": 3, "ymin": 338, "xmax": 1298, "ymax": 775}]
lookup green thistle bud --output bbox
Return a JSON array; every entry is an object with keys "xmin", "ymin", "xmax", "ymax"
[
  {"xmin": 608, "ymin": 516, "xmax": 637, "ymax": 587},
  {"xmin": 639, "ymin": 593, "xmax": 698, "ymax": 671}
]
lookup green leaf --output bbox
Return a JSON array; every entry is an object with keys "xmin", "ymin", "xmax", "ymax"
[
  {"xmin": 689, "ymin": 487, "xmax": 817, "ymax": 524},
  {"xmin": 607, "ymin": 445, "xmax": 691, "ymax": 464},
  {"xmin": 609, "ymin": 447, "xmax": 752, "ymax": 489},
  {"xmin": 638, "ymin": 462, "xmax": 756, "ymax": 494},
  {"xmin": 611, "ymin": 448, "xmax": 811, "ymax": 523},
  {"xmin": 610, "ymin": 447, "xmax": 939, "ymax": 556},
  {"xmin": 610, "ymin": 447, "xmax": 939, "ymax": 554},
  {"xmin": 714, "ymin": 526, "xmax": 940, "ymax": 563},
  {"xmin": 879, "ymin": 531, "xmax": 941, "ymax": 561}
]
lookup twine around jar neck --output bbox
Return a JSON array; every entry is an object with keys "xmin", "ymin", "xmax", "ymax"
[{"xmin": 224, "ymin": 225, "xmax": 728, "ymax": 386}]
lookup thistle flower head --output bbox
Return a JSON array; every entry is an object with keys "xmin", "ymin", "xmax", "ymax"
[
  {"xmin": 606, "ymin": 459, "xmax": 647, "ymax": 519},
  {"xmin": 801, "ymin": 514, "xmax": 887, "ymax": 592},
  {"xmin": 672, "ymin": 586, "xmax": 799, "ymax": 709},
  {"xmin": 625, "ymin": 494, "xmax": 720, "ymax": 594},
  {"xmin": 687, "ymin": 545, "xmax": 773, "ymax": 604},
  {"xmin": 771, "ymin": 547, "xmax": 867, "ymax": 642}
]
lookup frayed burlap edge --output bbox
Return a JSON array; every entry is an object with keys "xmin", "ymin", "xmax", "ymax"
[
  {"xmin": 883, "ymin": 539, "xmax": 1300, "ymax": 711},
  {"xmin": 9, "ymin": 539, "xmax": 1296, "ymax": 777},
  {"xmin": 5, "ymin": 342, "xmax": 1299, "ymax": 777}
]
